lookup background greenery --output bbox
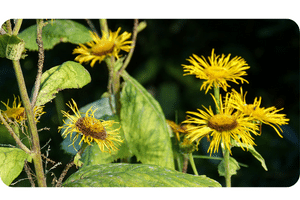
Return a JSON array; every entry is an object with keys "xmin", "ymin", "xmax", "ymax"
[{"xmin": 0, "ymin": 19, "xmax": 299, "ymax": 187}]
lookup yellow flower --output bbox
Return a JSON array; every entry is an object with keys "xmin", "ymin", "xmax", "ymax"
[
  {"xmin": 183, "ymin": 93, "xmax": 259, "ymax": 155},
  {"xmin": 229, "ymin": 87, "xmax": 289, "ymax": 138},
  {"xmin": 73, "ymin": 27, "xmax": 133, "ymax": 67},
  {"xmin": 58, "ymin": 99, "xmax": 123, "ymax": 153},
  {"xmin": 1, "ymin": 96, "xmax": 44, "ymax": 124},
  {"xmin": 182, "ymin": 49, "xmax": 250, "ymax": 94}
]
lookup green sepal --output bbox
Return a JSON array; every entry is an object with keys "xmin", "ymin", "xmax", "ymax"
[
  {"xmin": 63, "ymin": 163, "xmax": 221, "ymax": 187},
  {"xmin": 0, "ymin": 34, "xmax": 25, "ymax": 60}
]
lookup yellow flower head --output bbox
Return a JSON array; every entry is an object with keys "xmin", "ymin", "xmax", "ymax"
[
  {"xmin": 58, "ymin": 99, "xmax": 123, "ymax": 153},
  {"xmin": 1, "ymin": 96, "xmax": 45, "ymax": 124},
  {"xmin": 229, "ymin": 87, "xmax": 290, "ymax": 138},
  {"xmin": 183, "ymin": 93, "xmax": 259, "ymax": 155},
  {"xmin": 73, "ymin": 27, "xmax": 133, "ymax": 67},
  {"xmin": 182, "ymin": 49, "xmax": 250, "ymax": 93}
]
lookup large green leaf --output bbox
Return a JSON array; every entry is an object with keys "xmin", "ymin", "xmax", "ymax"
[
  {"xmin": 120, "ymin": 71, "xmax": 175, "ymax": 169},
  {"xmin": 63, "ymin": 163, "xmax": 221, "ymax": 187},
  {"xmin": 0, "ymin": 34, "xmax": 25, "ymax": 60},
  {"xmin": 0, "ymin": 147, "xmax": 32, "ymax": 186},
  {"xmin": 18, "ymin": 19, "xmax": 92, "ymax": 51},
  {"xmin": 35, "ymin": 61, "xmax": 91, "ymax": 106}
]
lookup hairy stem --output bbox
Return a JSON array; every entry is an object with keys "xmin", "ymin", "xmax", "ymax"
[
  {"xmin": 31, "ymin": 19, "xmax": 46, "ymax": 107},
  {"xmin": 0, "ymin": 112, "xmax": 30, "ymax": 154},
  {"xmin": 99, "ymin": 19, "xmax": 108, "ymax": 35},
  {"xmin": 12, "ymin": 60, "xmax": 46, "ymax": 187},
  {"xmin": 118, "ymin": 19, "xmax": 139, "ymax": 75},
  {"xmin": 12, "ymin": 19, "xmax": 23, "ymax": 35}
]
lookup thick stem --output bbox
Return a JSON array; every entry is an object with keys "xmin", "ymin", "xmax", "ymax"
[
  {"xmin": 99, "ymin": 19, "xmax": 108, "ymax": 35},
  {"xmin": 213, "ymin": 85, "xmax": 231, "ymax": 187},
  {"xmin": 182, "ymin": 154, "xmax": 188, "ymax": 173},
  {"xmin": 12, "ymin": 60, "xmax": 46, "ymax": 187},
  {"xmin": 188, "ymin": 153, "xmax": 199, "ymax": 175},
  {"xmin": 224, "ymin": 148, "xmax": 231, "ymax": 187},
  {"xmin": 12, "ymin": 19, "xmax": 23, "ymax": 35},
  {"xmin": 213, "ymin": 86, "xmax": 220, "ymax": 114},
  {"xmin": 31, "ymin": 19, "xmax": 46, "ymax": 107}
]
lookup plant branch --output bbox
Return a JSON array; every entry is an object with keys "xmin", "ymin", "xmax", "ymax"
[
  {"xmin": 99, "ymin": 19, "xmax": 109, "ymax": 35},
  {"xmin": 118, "ymin": 19, "xmax": 139, "ymax": 76},
  {"xmin": 188, "ymin": 153, "xmax": 198, "ymax": 175},
  {"xmin": 223, "ymin": 147, "xmax": 231, "ymax": 187},
  {"xmin": 31, "ymin": 19, "xmax": 46, "ymax": 107},
  {"xmin": 12, "ymin": 60, "xmax": 47, "ymax": 187},
  {"xmin": 55, "ymin": 161, "xmax": 75, "ymax": 187},
  {"xmin": 85, "ymin": 19, "xmax": 99, "ymax": 36},
  {"xmin": 0, "ymin": 112, "xmax": 31, "ymax": 154},
  {"xmin": 5, "ymin": 20, "xmax": 12, "ymax": 35},
  {"xmin": 24, "ymin": 160, "xmax": 35, "ymax": 187},
  {"xmin": 12, "ymin": 19, "xmax": 23, "ymax": 35},
  {"xmin": 182, "ymin": 154, "xmax": 188, "ymax": 173}
]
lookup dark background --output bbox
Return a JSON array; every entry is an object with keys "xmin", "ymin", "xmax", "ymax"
[{"xmin": 0, "ymin": 19, "xmax": 299, "ymax": 187}]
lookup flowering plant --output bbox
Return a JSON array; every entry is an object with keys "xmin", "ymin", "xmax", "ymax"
[{"xmin": 0, "ymin": 19, "xmax": 294, "ymax": 188}]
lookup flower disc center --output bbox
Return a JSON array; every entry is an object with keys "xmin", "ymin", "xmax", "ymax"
[
  {"xmin": 75, "ymin": 117, "xmax": 107, "ymax": 140},
  {"xmin": 207, "ymin": 114, "xmax": 238, "ymax": 132},
  {"xmin": 91, "ymin": 41, "xmax": 115, "ymax": 56}
]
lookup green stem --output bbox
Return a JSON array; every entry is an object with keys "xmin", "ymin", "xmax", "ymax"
[
  {"xmin": 99, "ymin": 19, "xmax": 108, "ymax": 35},
  {"xmin": 213, "ymin": 85, "xmax": 231, "ymax": 187},
  {"xmin": 213, "ymin": 86, "xmax": 220, "ymax": 114},
  {"xmin": 12, "ymin": 60, "xmax": 46, "ymax": 187},
  {"xmin": 31, "ymin": 19, "xmax": 46, "ymax": 107},
  {"xmin": 188, "ymin": 153, "xmax": 199, "ymax": 175},
  {"xmin": 12, "ymin": 19, "xmax": 23, "ymax": 35},
  {"xmin": 223, "ymin": 148, "xmax": 231, "ymax": 187},
  {"xmin": 5, "ymin": 20, "xmax": 12, "ymax": 35}
]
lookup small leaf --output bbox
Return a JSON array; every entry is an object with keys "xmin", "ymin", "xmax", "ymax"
[
  {"xmin": 218, "ymin": 156, "xmax": 240, "ymax": 177},
  {"xmin": 35, "ymin": 61, "xmax": 91, "ymax": 106},
  {"xmin": 232, "ymin": 141, "xmax": 268, "ymax": 171},
  {"xmin": 0, "ymin": 147, "xmax": 32, "ymax": 186},
  {"xmin": 63, "ymin": 163, "xmax": 221, "ymax": 187},
  {"xmin": 120, "ymin": 71, "xmax": 175, "ymax": 169},
  {"xmin": 18, "ymin": 19, "xmax": 92, "ymax": 51},
  {"xmin": 0, "ymin": 34, "xmax": 25, "ymax": 60}
]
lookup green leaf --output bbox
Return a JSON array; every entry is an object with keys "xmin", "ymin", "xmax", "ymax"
[
  {"xmin": 218, "ymin": 156, "xmax": 240, "ymax": 177},
  {"xmin": 18, "ymin": 19, "xmax": 92, "ymax": 51},
  {"xmin": 0, "ymin": 147, "xmax": 32, "ymax": 186},
  {"xmin": 0, "ymin": 34, "xmax": 25, "ymax": 60},
  {"xmin": 232, "ymin": 141, "xmax": 268, "ymax": 171},
  {"xmin": 63, "ymin": 163, "xmax": 221, "ymax": 187},
  {"xmin": 120, "ymin": 71, "xmax": 175, "ymax": 169},
  {"xmin": 35, "ymin": 61, "xmax": 91, "ymax": 106}
]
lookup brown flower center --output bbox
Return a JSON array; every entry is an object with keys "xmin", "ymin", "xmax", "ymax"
[
  {"xmin": 207, "ymin": 114, "xmax": 238, "ymax": 132},
  {"xmin": 75, "ymin": 117, "xmax": 107, "ymax": 140}
]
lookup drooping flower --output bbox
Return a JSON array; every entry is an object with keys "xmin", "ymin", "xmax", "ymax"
[
  {"xmin": 182, "ymin": 93, "xmax": 259, "ymax": 155},
  {"xmin": 229, "ymin": 87, "xmax": 289, "ymax": 138},
  {"xmin": 182, "ymin": 49, "xmax": 250, "ymax": 94},
  {"xmin": 1, "ymin": 96, "xmax": 44, "ymax": 124},
  {"xmin": 58, "ymin": 99, "xmax": 123, "ymax": 153},
  {"xmin": 73, "ymin": 27, "xmax": 132, "ymax": 67}
]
